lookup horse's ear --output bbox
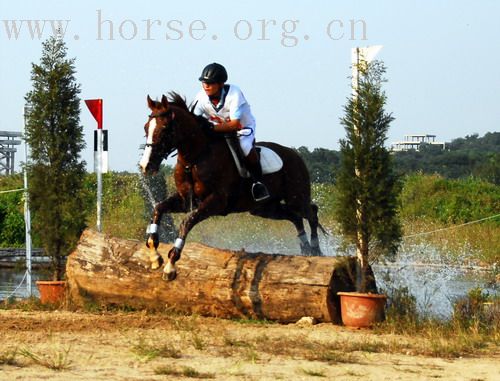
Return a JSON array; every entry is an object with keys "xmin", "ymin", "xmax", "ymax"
[
  {"xmin": 161, "ymin": 94, "xmax": 169, "ymax": 109},
  {"xmin": 147, "ymin": 95, "xmax": 155, "ymax": 110}
]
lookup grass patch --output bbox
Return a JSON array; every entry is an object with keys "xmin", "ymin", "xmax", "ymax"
[
  {"xmin": 232, "ymin": 317, "xmax": 277, "ymax": 325},
  {"xmin": 244, "ymin": 347, "xmax": 259, "ymax": 363},
  {"xmin": 299, "ymin": 367, "xmax": 327, "ymax": 377},
  {"xmin": 131, "ymin": 338, "xmax": 181, "ymax": 361},
  {"xmin": 19, "ymin": 347, "xmax": 72, "ymax": 371},
  {"xmin": 154, "ymin": 365, "xmax": 215, "ymax": 378},
  {"xmin": 190, "ymin": 332, "xmax": 206, "ymax": 351},
  {"xmin": 223, "ymin": 335, "xmax": 253, "ymax": 348},
  {"xmin": 1, "ymin": 296, "xmax": 58, "ymax": 312},
  {"xmin": 305, "ymin": 347, "xmax": 360, "ymax": 365},
  {"xmin": 374, "ymin": 286, "xmax": 500, "ymax": 358},
  {"xmin": 0, "ymin": 348, "xmax": 21, "ymax": 367}
]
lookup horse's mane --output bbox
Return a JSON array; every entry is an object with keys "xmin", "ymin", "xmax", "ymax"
[
  {"xmin": 166, "ymin": 91, "xmax": 219, "ymax": 134},
  {"xmin": 167, "ymin": 92, "xmax": 190, "ymax": 112}
]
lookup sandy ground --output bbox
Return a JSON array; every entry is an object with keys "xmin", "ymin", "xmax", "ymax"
[{"xmin": 0, "ymin": 309, "xmax": 498, "ymax": 381}]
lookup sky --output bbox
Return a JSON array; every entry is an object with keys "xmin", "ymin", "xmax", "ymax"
[{"xmin": 1, "ymin": 0, "xmax": 499, "ymax": 172}]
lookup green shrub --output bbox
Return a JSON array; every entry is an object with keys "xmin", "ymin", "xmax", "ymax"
[
  {"xmin": 0, "ymin": 175, "xmax": 26, "ymax": 247},
  {"xmin": 400, "ymin": 174, "xmax": 500, "ymax": 224}
]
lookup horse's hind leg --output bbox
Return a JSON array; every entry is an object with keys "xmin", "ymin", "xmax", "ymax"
[
  {"xmin": 307, "ymin": 203, "xmax": 322, "ymax": 256},
  {"xmin": 251, "ymin": 203, "xmax": 313, "ymax": 255}
]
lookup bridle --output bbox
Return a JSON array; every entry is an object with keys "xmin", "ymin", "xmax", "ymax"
[{"xmin": 145, "ymin": 109, "xmax": 177, "ymax": 158}]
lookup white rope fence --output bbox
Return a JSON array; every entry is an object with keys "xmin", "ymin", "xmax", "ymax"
[
  {"xmin": 403, "ymin": 213, "xmax": 500, "ymax": 239},
  {"xmin": 1, "ymin": 270, "xmax": 28, "ymax": 300},
  {"xmin": 0, "ymin": 188, "xmax": 25, "ymax": 195}
]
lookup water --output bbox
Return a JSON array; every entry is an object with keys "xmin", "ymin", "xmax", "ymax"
[
  {"xmin": 0, "ymin": 268, "xmax": 41, "ymax": 300},
  {"xmin": 189, "ymin": 229, "xmax": 497, "ymax": 319}
]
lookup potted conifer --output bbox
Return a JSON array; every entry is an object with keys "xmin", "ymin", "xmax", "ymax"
[
  {"xmin": 335, "ymin": 56, "xmax": 402, "ymax": 327},
  {"xmin": 24, "ymin": 35, "xmax": 87, "ymax": 304}
]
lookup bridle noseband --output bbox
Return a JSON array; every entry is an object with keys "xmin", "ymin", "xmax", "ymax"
[{"xmin": 145, "ymin": 110, "xmax": 176, "ymax": 158}]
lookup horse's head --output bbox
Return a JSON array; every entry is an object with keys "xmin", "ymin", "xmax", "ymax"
[{"xmin": 139, "ymin": 95, "xmax": 177, "ymax": 175}]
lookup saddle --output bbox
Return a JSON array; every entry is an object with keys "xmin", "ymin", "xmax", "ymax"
[{"xmin": 225, "ymin": 137, "xmax": 283, "ymax": 178}]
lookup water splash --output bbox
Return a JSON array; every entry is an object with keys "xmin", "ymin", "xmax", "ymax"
[
  {"xmin": 374, "ymin": 242, "xmax": 496, "ymax": 318},
  {"xmin": 139, "ymin": 172, "xmax": 158, "ymax": 208},
  {"xmin": 138, "ymin": 171, "xmax": 177, "ymax": 242},
  {"xmin": 189, "ymin": 216, "xmax": 495, "ymax": 318}
]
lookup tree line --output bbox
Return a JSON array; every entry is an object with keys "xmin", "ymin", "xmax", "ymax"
[{"xmin": 295, "ymin": 132, "xmax": 499, "ymax": 184}]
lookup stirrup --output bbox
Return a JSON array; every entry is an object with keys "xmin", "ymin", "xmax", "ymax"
[{"xmin": 251, "ymin": 182, "xmax": 270, "ymax": 202}]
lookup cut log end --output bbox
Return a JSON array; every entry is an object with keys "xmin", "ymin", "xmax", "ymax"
[{"xmin": 66, "ymin": 229, "xmax": 368, "ymax": 323}]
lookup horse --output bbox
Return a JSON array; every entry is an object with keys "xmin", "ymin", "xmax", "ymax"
[{"xmin": 140, "ymin": 93, "xmax": 324, "ymax": 281}]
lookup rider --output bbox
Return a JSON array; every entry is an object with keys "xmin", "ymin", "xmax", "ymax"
[{"xmin": 193, "ymin": 62, "xmax": 270, "ymax": 202}]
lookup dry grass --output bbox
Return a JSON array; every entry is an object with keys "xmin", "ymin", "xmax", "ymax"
[
  {"xmin": 299, "ymin": 367, "xmax": 327, "ymax": 377},
  {"xmin": 19, "ymin": 347, "xmax": 73, "ymax": 371},
  {"xmin": 0, "ymin": 348, "xmax": 21, "ymax": 367},
  {"xmin": 153, "ymin": 364, "xmax": 215, "ymax": 378},
  {"xmin": 131, "ymin": 338, "xmax": 181, "ymax": 361}
]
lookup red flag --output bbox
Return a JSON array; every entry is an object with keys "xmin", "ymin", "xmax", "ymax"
[{"xmin": 85, "ymin": 99, "xmax": 103, "ymax": 129}]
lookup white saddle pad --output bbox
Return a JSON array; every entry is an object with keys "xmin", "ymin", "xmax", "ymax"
[
  {"xmin": 258, "ymin": 146, "xmax": 283, "ymax": 175},
  {"xmin": 225, "ymin": 138, "xmax": 283, "ymax": 178}
]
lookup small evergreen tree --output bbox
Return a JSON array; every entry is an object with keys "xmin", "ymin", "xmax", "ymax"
[
  {"xmin": 335, "ymin": 60, "xmax": 402, "ymax": 292},
  {"xmin": 24, "ymin": 35, "xmax": 87, "ymax": 280}
]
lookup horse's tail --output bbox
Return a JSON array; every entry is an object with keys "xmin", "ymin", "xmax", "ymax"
[{"xmin": 311, "ymin": 203, "xmax": 329, "ymax": 236}]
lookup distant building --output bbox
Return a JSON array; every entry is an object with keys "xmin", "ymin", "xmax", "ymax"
[{"xmin": 391, "ymin": 134, "xmax": 446, "ymax": 152}]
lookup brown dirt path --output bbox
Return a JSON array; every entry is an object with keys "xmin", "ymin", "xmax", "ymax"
[{"xmin": 0, "ymin": 309, "xmax": 498, "ymax": 380}]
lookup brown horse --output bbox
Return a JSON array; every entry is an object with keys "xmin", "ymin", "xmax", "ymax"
[{"xmin": 140, "ymin": 93, "xmax": 324, "ymax": 280}]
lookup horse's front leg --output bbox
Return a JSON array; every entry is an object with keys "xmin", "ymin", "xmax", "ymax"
[
  {"xmin": 164, "ymin": 193, "xmax": 227, "ymax": 281},
  {"xmin": 146, "ymin": 193, "xmax": 188, "ymax": 270}
]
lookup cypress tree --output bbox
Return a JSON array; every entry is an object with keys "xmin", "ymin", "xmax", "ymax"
[
  {"xmin": 24, "ymin": 35, "xmax": 87, "ymax": 280},
  {"xmin": 335, "ymin": 60, "xmax": 402, "ymax": 292}
]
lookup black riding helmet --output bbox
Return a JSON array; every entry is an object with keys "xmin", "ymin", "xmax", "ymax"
[{"xmin": 198, "ymin": 63, "xmax": 228, "ymax": 84}]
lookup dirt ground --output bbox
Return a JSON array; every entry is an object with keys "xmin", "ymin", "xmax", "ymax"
[{"xmin": 0, "ymin": 309, "xmax": 498, "ymax": 381}]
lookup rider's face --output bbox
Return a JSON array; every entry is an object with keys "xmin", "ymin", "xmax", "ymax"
[{"xmin": 202, "ymin": 82, "xmax": 223, "ymax": 97}]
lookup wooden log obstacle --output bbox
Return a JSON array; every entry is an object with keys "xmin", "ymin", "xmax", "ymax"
[{"xmin": 67, "ymin": 229, "xmax": 368, "ymax": 323}]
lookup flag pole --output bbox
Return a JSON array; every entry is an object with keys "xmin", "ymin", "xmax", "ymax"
[
  {"xmin": 96, "ymin": 127, "xmax": 102, "ymax": 232},
  {"xmin": 85, "ymin": 99, "xmax": 103, "ymax": 233}
]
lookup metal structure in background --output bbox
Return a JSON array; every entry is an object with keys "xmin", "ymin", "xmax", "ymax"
[{"xmin": 0, "ymin": 131, "xmax": 22, "ymax": 175}]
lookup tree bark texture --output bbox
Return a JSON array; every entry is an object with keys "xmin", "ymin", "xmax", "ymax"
[{"xmin": 67, "ymin": 229, "xmax": 367, "ymax": 323}]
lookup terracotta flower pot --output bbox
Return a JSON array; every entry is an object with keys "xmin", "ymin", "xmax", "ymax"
[
  {"xmin": 337, "ymin": 291, "xmax": 387, "ymax": 328},
  {"xmin": 36, "ymin": 281, "xmax": 66, "ymax": 304}
]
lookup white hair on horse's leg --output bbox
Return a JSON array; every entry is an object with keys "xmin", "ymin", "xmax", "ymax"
[{"xmin": 174, "ymin": 238, "xmax": 184, "ymax": 250}]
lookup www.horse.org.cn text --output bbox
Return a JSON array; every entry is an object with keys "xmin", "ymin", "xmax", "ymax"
[{"xmin": 2, "ymin": 10, "xmax": 368, "ymax": 47}]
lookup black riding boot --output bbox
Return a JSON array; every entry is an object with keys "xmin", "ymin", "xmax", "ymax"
[{"xmin": 244, "ymin": 148, "xmax": 270, "ymax": 202}]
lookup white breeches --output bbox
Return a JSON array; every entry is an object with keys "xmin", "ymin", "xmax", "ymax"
[{"xmin": 238, "ymin": 128, "xmax": 255, "ymax": 156}]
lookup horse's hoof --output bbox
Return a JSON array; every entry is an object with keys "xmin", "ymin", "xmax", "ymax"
[
  {"xmin": 300, "ymin": 243, "xmax": 312, "ymax": 256},
  {"xmin": 162, "ymin": 271, "xmax": 177, "ymax": 281},
  {"xmin": 149, "ymin": 253, "xmax": 164, "ymax": 270},
  {"xmin": 311, "ymin": 247, "xmax": 322, "ymax": 256}
]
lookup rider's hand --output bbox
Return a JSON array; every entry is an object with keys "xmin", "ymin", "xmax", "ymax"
[{"xmin": 209, "ymin": 115, "xmax": 225, "ymax": 124}]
